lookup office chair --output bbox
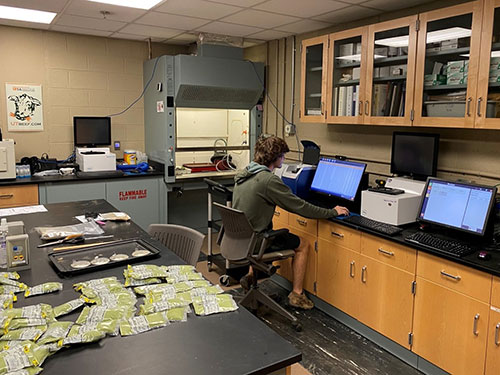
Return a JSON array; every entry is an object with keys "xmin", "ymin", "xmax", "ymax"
[
  {"xmin": 148, "ymin": 224, "xmax": 205, "ymax": 267},
  {"xmin": 213, "ymin": 202, "xmax": 301, "ymax": 331}
]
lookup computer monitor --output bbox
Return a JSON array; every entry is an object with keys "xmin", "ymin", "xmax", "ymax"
[
  {"xmin": 418, "ymin": 178, "xmax": 497, "ymax": 236},
  {"xmin": 73, "ymin": 117, "xmax": 111, "ymax": 147},
  {"xmin": 310, "ymin": 158, "xmax": 367, "ymax": 201},
  {"xmin": 391, "ymin": 132, "xmax": 439, "ymax": 180}
]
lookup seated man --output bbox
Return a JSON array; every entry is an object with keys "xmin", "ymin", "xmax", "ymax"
[{"xmin": 232, "ymin": 135, "xmax": 349, "ymax": 310}]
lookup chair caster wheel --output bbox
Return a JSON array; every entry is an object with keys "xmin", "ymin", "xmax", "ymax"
[
  {"xmin": 292, "ymin": 322, "xmax": 302, "ymax": 332},
  {"xmin": 208, "ymin": 263, "xmax": 214, "ymax": 272},
  {"xmin": 219, "ymin": 275, "xmax": 230, "ymax": 286}
]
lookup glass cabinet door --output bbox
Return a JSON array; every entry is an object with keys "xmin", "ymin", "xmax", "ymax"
[
  {"xmin": 365, "ymin": 16, "xmax": 418, "ymax": 126},
  {"xmin": 414, "ymin": 2, "xmax": 483, "ymax": 128},
  {"xmin": 476, "ymin": 0, "xmax": 500, "ymax": 129},
  {"xmin": 300, "ymin": 35, "xmax": 328, "ymax": 123},
  {"xmin": 326, "ymin": 27, "xmax": 367, "ymax": 124}
]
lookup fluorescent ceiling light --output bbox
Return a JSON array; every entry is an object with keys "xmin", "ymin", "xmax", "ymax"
[
  {"xmin": 336, "ymin": 54, "xmax": 386, "ymax": 61},
  {"xmin": 87, "ymin": 0, "xmax": 163, "ymax": 10},
  {"xmin": 375, "ymin": 27, "xmax": 472, "ymax": 48},
  {"xmin": 0, "ymin": 5, "xmax": 56, "ymax": 24}
]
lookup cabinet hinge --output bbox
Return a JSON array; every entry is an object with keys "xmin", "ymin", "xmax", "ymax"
[
  {"xmin": 325, "ymin": 110, "xmax": 328, "ymax": 118},
  {"xmin": 410, "ymin": 109, "xmax": 415, "ymax": 122},
  {"xmin": 415, "ymin": 19, "xmax": 420, "ymax": 32},
  {"xmin": 411, "ymin": 280, "xmax": 416, "ymax": 295},
  {"xmin": 408, "ymin": 332, "xmax": 414, "ymax": 346},
  {"xmin": 314, "ymin": 241, "xmax": 318, "ymax": 252},
  {"xmin": 313, "ymin": 281, "xmax": 317, "ymax": 293}
]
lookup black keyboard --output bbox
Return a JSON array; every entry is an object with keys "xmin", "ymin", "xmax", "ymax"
[
  {"xmin": 76, "ymin": 170, "xmax": 124, "ymax": 178},
  {"xmin": 342, "ymin": 215, "xmax": 403, "ymax": 236},
  {"xmin": 405, "ymin": 232, "xmax": 474, "ymax": 257}
]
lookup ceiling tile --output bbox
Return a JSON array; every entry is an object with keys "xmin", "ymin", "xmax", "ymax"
[
  {"xmin": 243, "ymin": 39, "xmax": 266, "ymax": 48},
  {"xmin": 55, "ymin": 14, "xmax": 126, "ymax": 31},
  {"xmin": 165, "ymin": 33, "xmax": 199, "ymax": 43},
  {"xmin": 65, "ymin": 0, "xmax": 146, "ymax": 22},
  {"xmin": 207, "ymin": 0, "xmax": 267, "ymax": 6},
  {"xmin": 111, "ymin": 32, "xmax": 156, "ymax": 41},
  {"xmin": 0, "ymin": 0, "xmax": 68, "ymax": 12},
  {"xmin": 119, "ymin": 23, "xmax": 182, "ymax": 38},
  {"xmin": 155, "ymin": 0, "xmax": 242, "ymax": 20},
  {"xmin": 196, "ymin": 21, "xmax": 263, "ymax": 37},
  {"xmin": 221, "ymin": 9, "xmax": 299, "ymax": 29},
  {"xmin": 313, "ymin": 5, "xmax": 381, "ymax": 23},
  {"xmin": 51, "ymin": 25, "xmax": 113, "ymax": 37},
  {"xmin": 247, "ymin": 29, "xmax": 291, "ymax": 40},
  {"xmin": 277, "ymin": 19, "xmax": 331, "ymax": 33},
  {"xmin": 362, "ymin": 0, "xmax": 433, "ymax": 11},
  {"xmin": 338, "ymin": 0, "xmax": 370, "ymax": 3},
  {"xmin": 136, "ymin": 12, "xmax": 210, "ymax": 30},
  {"xmin": 255, "ymin": 0, "xmax": 348, "ymax": 18}
]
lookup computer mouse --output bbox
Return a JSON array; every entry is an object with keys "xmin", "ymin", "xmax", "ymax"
[{"xmin": 477, "ymin": 251, "xmax": 491, "ymax": 261}]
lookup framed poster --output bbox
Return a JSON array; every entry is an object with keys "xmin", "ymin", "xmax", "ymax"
[{"xmin": 6, "ymin": 84, "xmax": 44, "ymax": 131}]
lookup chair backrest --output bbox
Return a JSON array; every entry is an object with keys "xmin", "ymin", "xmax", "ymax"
[
  {"xmin": 213, "ymin": 202, "xmax": 256, "ymax": 262},
  {"xmin": 147, "ymin": 224, "xmax": 205, "ymax": 266}
]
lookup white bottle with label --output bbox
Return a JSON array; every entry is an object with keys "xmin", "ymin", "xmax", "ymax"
[{"xmin": 0, "ymin": 218, "xmax": 7, "ymax": 268}]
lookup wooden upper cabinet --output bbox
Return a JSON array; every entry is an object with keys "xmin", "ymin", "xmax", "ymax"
[
  {"xmin": 326, "ymin": 27, "xmax": 368, "ymax": 124},
  {"xmin": 476, "ymin": 0, "xmax": 500, "ymax": 129},
  {"xmin": 300, "ymin": 35, "xmax": 329, "ymax": 123},
  {"xmin": 414, "ymin": 1, "xmax": 484, "ymax": 128},
  {"xmin": 364, "ymin": 16, "xmax": 418, "ymax": 126}
]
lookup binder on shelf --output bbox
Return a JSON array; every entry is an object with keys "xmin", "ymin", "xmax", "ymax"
[{"xmin": 346, "ymin": 86, "xmax": 353, "ymax": 117}]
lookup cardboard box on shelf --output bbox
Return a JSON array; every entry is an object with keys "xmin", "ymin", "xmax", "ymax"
[
  {"xmin": 445, "ymin": 61, "xmax": 467, "ymax": 75},
  {"xmin": 373, "ymin": 67, "xmax": 380, "ymax": 78},
  {"xmin": 352, "ymin": 67, "xmax": 361, "ymax": 80},
  {"xmin": 379, "ymin": 66, "xmax": 390, "ymax": 77},
  {"xmin": 426, "ymin": 42, "xmax": 440, "ymax": 52},
  {"xmin": 489, "ymin": 71, "xmax": 500, "ymax": 83},
  {"xmin": 446, "ymin": 72, "xmax": 468, "ymax": 85},
  {"xmin": 490, "ymin": 57, "xmax": 500, "ymax": 71},
  {"xmin": 355, "ymin": 43, "xmax": 362, "ymax": 55},
  {"xmin": 424, "ymin": 74, "xmax": 446, "ymax": 86},
  {"xmin": 390, "ymin": 64, "xmax": 407, "ymax": 76},
  {"xmin": 339, "ymin": 43, "xmax": 354, "ymax": 56},
  {"xmin": 374, "ymin": 47, "xmax": 388, "ymax": 57}
]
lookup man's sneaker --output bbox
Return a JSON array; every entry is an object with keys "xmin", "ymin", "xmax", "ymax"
[
  {"xmin": 288, "ymin": 291, "xmax": 314, "ymax": 310},
  {"xmin": 239, "ymin": 274, "xmax": 254, "ymax": 291}
]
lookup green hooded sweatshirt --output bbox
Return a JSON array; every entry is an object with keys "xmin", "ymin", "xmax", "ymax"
[{"xmin": 232, "ymin": 162, "xmax": 338, "ymax": 232}]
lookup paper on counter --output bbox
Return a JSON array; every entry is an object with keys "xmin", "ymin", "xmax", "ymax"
[{"xmin": 0, "ymin": 205, "xmax": 47, "ymax": 217}]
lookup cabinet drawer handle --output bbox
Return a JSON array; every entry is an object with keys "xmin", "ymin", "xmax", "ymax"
[
  {"xmin": 473, "ymin": 314, "xmax": 480, "ymax": 336},
  {"xmin": 0, "ymin": 194, "xmax": 13, "ymax": 199},
  {"xmin": 378, "ymin": 248, "xmax": 394, "ymax": 256},
  {"xmin": 330, "ymin": 231, "xmax": 344, "ymax": 238},
  {"xmin": 466, "ymin": 97, "xmax": 472, "ymax": 116},
  {"xmin": 364, "ymin": 100, "xmax": 369, "ymax": 116},
  {"xmin": 358, "ymin": 101, "xmax": 363, "ymax": 116},
  {"xmin": 361, "ymin": 266, "xmax": 367, "ymax": 283},
  {"xmin": 274, "ymin": 211, "xmax": 280, "ymax": 217},
  {"xmin": 296, "ymin": 219, "xmax": 307, "ymax": 226},
  {"xmin": 440, "ymin": 270, "xmax": 461, "ymax": 281},
  {"xmin": 495, "ymin": 323, "xmax": 500, "ymax": 346},
  {"xmin": 321, "ymin": 101, "xmax": 324, "ymax": 115},
  {"xmin": 349, "ymin": 261, "xmax": 355, "ymax": 278},
  {"xmin": 477, "ymin": 97, "xmax": 482, "ymax": 117}
]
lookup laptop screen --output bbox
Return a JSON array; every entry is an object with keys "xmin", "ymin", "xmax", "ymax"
[
  {"xmin": 310, "ymin": 158, "xmax": 366, "ymax": 201},
  {"xmin": 418, "ymin": 178, "xmax": 497, "ymax": 236}
]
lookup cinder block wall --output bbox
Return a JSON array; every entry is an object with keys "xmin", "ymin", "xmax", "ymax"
[{"xmin": 0, "ymin": 25, "xmax": 188, "ymax": 161}]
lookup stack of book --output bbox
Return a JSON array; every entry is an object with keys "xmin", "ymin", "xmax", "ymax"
[
  {"xmin": 372, "ymin": 82, "xmax": 406, "ymax": 117},
  {"xmin": 333, "ymin": 85, "xmax": 360, "ymax": 116}
]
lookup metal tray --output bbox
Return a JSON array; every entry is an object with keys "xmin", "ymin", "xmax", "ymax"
[{"xmin": 48, "ymin": 239, "xmax": 161, "ymax": 275}]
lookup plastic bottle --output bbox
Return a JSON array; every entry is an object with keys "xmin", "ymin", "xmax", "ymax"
[{"xmin": 0, "ymin": 218, "xmax": 8, "ymax": 268}]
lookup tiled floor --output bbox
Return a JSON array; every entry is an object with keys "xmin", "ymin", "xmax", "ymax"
[{"xmin": 197, "ymin": 258, "xmax": 422, "ymax": 375}]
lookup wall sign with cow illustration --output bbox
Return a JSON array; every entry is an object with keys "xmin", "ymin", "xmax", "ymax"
[{"xmin": 5, "ymin": 84, "xmax": 44, "ymax": 131}]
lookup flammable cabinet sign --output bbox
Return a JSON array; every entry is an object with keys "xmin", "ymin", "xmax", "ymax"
[{"xmin": 119, "ymin": 189, "xmax": 147, "ymax": 201}]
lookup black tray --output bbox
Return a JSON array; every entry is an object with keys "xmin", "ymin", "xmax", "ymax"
[{"xmin": 48, "ymin": 239, "xmax": 161, "ymax": 275}]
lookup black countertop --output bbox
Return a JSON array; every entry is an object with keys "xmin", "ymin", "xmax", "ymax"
[
  {"xmin": 11, "ymin": 199, "xmax": 301, "ymax": 375},
  {"xmin": 330, "ymin": 215, "xmax": 500, "ymax": 278}
]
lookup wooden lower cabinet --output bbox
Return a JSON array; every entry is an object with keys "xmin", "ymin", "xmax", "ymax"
[
  {"xmin": 0, "ymin": 184, "xmax": 38, "ymax": 208},
  {"xmin": 275, "ymin": 227, "xmax": 317, "ymax": 295},
  {"xmin": 412, "ymin": 277, "xmax": 489, "ymax": 375},
  {"xmin": 316, "ymin": 238, "xmax": 359, "ymax": 318},
  {"xmin": 485, "ymin": 308, "xmax": 500, "ymax": 375},
  {"xmin": 357, "ymin": 255, "xmax": 415, "ymax": 349}
]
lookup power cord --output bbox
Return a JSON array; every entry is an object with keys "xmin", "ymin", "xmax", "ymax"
[
  {"xmin": 106, "ymin": 56, "xmax": 160, "ymax": 117},
  {"xmin": 249, "ymin": 60, "xmax": 302, "ymax": 156}
]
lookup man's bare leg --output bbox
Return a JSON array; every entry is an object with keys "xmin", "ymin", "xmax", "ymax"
[{"xmin": 292, "ymin": 237, "xmax": 309, "ymax": 295}]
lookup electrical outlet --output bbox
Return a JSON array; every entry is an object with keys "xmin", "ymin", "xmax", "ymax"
[{"xmin": 284, "ymin": 124, "xmax": 296, "ymax": 136}]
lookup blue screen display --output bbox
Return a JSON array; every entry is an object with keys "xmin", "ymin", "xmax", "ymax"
[
  {"xmin": 419, "ymin": 179, "xmax": 495, "ymax": 235},
  {"xmin": 310, "ymin": 158, "xmax": 366, "ymax": 201}
]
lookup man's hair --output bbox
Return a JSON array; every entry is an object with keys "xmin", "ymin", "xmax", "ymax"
[{"xmin": 254, "ymin": 135, "xmax": 289, "ymax": 167}]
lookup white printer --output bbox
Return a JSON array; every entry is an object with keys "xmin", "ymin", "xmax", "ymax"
[
  {"xmin": 76, "ymin": 147, "xmax": 116, "ymax": 172},
  {"xmin": 361, "ymin": 177, "xmax": 426, "ymax": 226},
  {"xmin": 0, "ymin": 140, "xmax": 16, "ymax": 180}
]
